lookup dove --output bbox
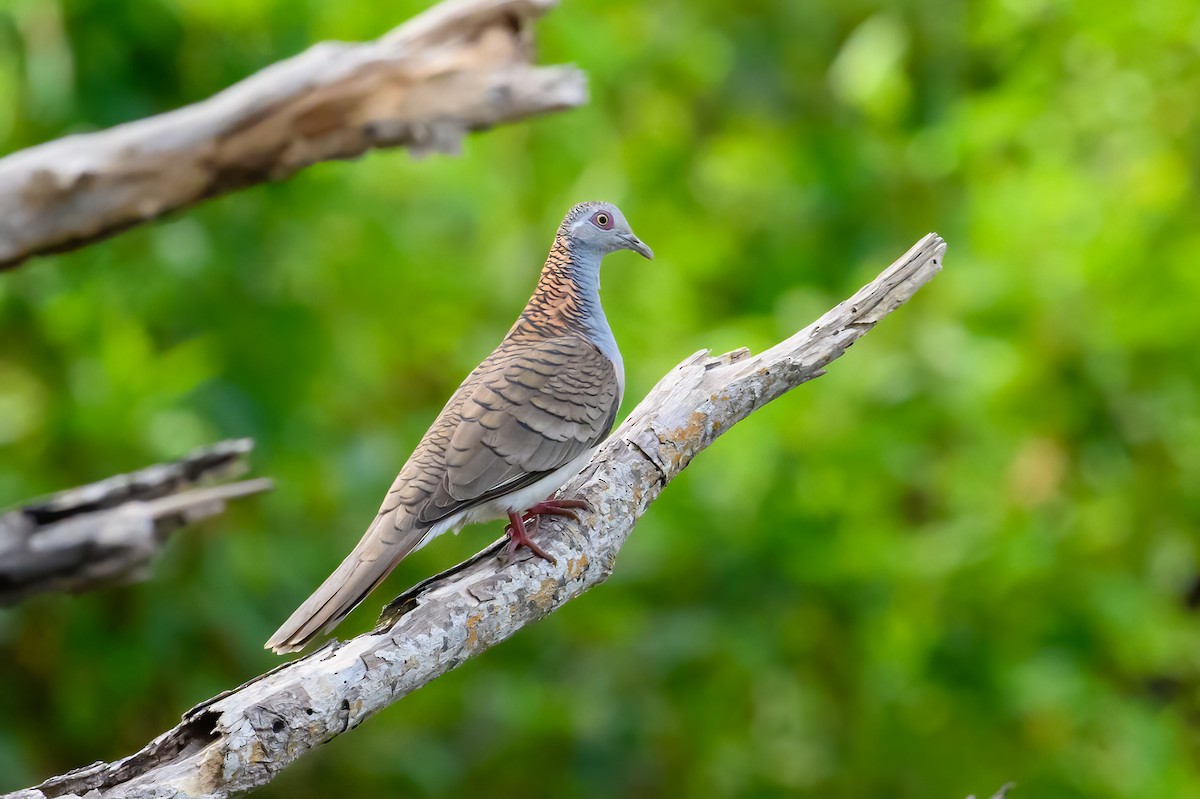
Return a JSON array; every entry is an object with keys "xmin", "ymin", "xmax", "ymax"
[{"xmin": 266, "ymin": 201, "xmax": 652, "ymax": 654}]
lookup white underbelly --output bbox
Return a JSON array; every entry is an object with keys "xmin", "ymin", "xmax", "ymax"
[{"xmin": 414, "ymin": 447, "xmax": 597, "ymax": 550}]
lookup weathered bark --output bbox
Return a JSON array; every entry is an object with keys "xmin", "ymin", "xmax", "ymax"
[
  {"xmin": 0, "ymin": 0, "xmax": 585, "ymax": 271},
  {"xmin": 3, "ymin": 233, "xmax": 945, "ymax": 799},
  {"xmin": 0, "ymin": 439, "xmax": 270, "ymax": 605}
]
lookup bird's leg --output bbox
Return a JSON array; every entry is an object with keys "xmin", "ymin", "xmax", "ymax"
[
  {"xmin": 503, "ymin": 509, "xmax": 558, "ymax": 565},
  {"xmin": 523, "ymin": 498, "xmax": 590, "ymax": 525},
  {"xmin": 502, "ymin": 498, "xmax": 591, "ymax": 564},
  {"xmin": 502, "ymin": 499, "xmax": 589, "ymax": 563}
]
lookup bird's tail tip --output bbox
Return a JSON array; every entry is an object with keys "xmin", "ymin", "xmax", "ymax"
[
  {"xmin": 264, "ymin": 638, "xmax": 306, "ymax": 655},
  {"xmin": 263, "ymin": 611, "xmax": 329, "ymax": 655},
  {"xmin": 262, "ymin": 515, "xmax": 418, "ymax": 656}
]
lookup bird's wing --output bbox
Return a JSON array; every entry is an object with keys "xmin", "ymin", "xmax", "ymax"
[
  {"xmin": 264, "ymin": 335, "xmax": 619, "ymax": 654},
  {"xmin": 416, "ymin": 334, "xmax": 621, "ymax": 524}
]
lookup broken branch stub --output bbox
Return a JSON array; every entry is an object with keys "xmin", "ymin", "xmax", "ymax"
[{"xmin": 0, "ymin": 0, "xmax": 586, "ymax": 270}]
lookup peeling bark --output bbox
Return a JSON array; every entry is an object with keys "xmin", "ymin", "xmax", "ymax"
[
  {"xmin": 0, "ymin": 439, "xmax": 270, "ymax": 604},
  {"xmin": 0, "ymin": 0, "xmax": 586, "ymax": 270},
  {"xmin": 3, "ymin": 233, "xmax": 945, "ymax": 799}
]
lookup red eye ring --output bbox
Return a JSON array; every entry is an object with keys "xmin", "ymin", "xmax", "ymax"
[{"xmin": 592, "ymin": 212, "xmax": 613, "ymax": 230}]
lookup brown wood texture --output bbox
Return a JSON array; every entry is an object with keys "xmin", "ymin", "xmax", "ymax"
[{"xmin": 0, "ymin": 0, "xmax": 586, "ymax": 271}]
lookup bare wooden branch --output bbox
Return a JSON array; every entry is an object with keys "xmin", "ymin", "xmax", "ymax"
[
  {"xmin": 0, "ymin": 439, "xmax": 271, "ymax": 604},
  {"xmin": 0, "ymin": 0, "xmax": 586, "ymax": 271},
  {"xmin": 4, "ymin": 234, "xmax": 945, "ymax": 799}
]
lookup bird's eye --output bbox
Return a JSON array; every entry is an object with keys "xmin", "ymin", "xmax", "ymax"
[{"xmin": 592, "ymin": 212, "xmax": 613, "ymax": 230}]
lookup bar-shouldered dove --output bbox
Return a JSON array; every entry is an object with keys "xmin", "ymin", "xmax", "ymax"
[{"xmin": 265, "ymin": 202, "xmax": 652, "ymax": 653}]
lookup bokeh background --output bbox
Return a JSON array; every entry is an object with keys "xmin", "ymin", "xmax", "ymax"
[{"xmin": 3, "ymin": 0, "xmax": 1200, "ymax": 796}]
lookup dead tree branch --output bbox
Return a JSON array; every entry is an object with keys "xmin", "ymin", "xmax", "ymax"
[
  {"xmin": 0, "ymin": 439, "xmax": 271, "ymax": 604},
  {"xmin": 0, "ymin": 0, "xmax": 585, "ymax": 271},
  {"xmin": 3, "ymin": 234, "xmax": 945, "ymax": 799}
]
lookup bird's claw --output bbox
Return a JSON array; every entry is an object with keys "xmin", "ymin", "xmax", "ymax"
[
  {"xmin": 523, "ymin": 498, "xmax": 590, "ymax": 524},
  {"xmin": 502, "ymin": 509, "xmax": 558, "ymax": 565},
  {"xmin": 501, "ymin": 498, "xmax": 591, "ymax": 564}
]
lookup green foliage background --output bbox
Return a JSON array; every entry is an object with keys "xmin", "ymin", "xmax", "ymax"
[{"xmin": 2, "ymin": 1, "xmax": 1199, "ymax": 796}]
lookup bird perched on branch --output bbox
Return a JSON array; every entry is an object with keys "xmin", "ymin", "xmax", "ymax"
[{"xmin": 266, "ymin": 202, "xmax": 652, "ymax": 654}]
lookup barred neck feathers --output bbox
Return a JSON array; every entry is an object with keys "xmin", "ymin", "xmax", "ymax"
[
  {"xmin": 506, "ymin": 200, "xmax": 654, "ymax": 396},
  {"xmin": 516, "ymin": 233, "xmax": 623, "ymax": 389}
]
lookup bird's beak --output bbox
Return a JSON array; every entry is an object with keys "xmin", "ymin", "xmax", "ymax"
[{"xmin": 621, "ymin": 233, "xmax": 654, "ymax": 260}]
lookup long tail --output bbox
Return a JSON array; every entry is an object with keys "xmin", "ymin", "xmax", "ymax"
[{"xmin": 265, "ymin": 514, "xmax": 429, "ymax": 654}]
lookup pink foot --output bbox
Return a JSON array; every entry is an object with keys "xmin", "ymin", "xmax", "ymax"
[
  {"xmin": 501, "ymin": 498, "xmax": 591, "ymax": 564},
  {"xmin": 523, "ymin": 498, "xmax": 590, "ymax": 524}
]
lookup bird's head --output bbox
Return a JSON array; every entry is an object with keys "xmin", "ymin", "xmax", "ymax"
[{"xmin": 561, "ymin": 201, "xmax": 654, "ymax": 261}]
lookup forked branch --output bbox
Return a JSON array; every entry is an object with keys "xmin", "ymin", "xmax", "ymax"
[
  {"xmin": 4, "ymin": 234, "xmax": 945, "ymax": 799},
  {"xmin": 0, "ymin": 0, "xmax": 585, "ymax": 270},
  {"xmin": 0, "ymin": 439, "xmax": 271, "ymax": 605}
]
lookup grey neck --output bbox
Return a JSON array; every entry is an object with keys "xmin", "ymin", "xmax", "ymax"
[{"xmin": 566, "ymin": 247, "xmax": 625, "ymax": 396}]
